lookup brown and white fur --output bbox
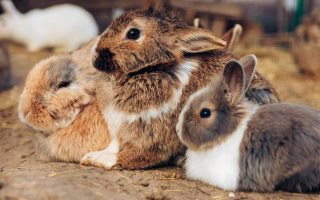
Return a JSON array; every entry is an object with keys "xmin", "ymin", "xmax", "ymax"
[
  {"xmin": 177, "ymin": 55, "xmax": 320, "ymax": 193},
  {"xmin": 80, "ymin": 3, "xmax": 279, "ymax": 170},
  {"xmin": 18, "ymin": 38, "xmax": 110, "ymax": 162}
]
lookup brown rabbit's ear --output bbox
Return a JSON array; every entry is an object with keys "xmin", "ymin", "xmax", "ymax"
[
  {"xmin": 222, "ymin": 24, "xmax": 243, "ymax": 51},
  {"xmin": 146, "ymin": 0, "xmax": 165, "ymax": 15},
  {"xmin": 238, "ymin": 54, "xmax": 257, "ymax": 92},
  {"xmin": 222, "ymin": 60, "xmax": 245, "ymax": 105},
  {"xmin": 173, "ymin": 27, "xmax": 226, "ymax": 54}
]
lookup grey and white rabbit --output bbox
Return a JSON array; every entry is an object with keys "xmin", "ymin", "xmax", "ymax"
[{"xmin": 177, "ymin": 54, "xmax": 320, "ymax": 193}]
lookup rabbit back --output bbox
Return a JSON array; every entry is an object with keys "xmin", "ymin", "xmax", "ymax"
[
  {"xmin": 14, "ymin": 4, "xmax": 98, "ymax": 51},
  {"xmin": 238, "ymin": 103, "xmax": 320, "ymax": 192}
]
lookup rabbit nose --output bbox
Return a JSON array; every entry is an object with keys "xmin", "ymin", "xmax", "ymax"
[{"xmin": 93, "ymin": 48, "xmax": 114, "ymax": 72}]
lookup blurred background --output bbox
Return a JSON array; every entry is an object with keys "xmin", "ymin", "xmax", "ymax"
[
  {"xmin": 1, "ymin": 0, "xmax": 320, "ymax": 113},
  {"xmin": 6, "ymin": 0, "xmax": 319, "ymax": 34}
]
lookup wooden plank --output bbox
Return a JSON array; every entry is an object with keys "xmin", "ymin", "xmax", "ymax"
[
  {"xmin": 211, "ymin": 18, "xmax": 226, "ymax": 36},
  {"xmin": 169, "ymin": 0, "xmax": 243, "ymax": 19},
  {"xmin": 22, "ymin": 0, "xmax": 146, "ymax": 11},
  {"xmin": 185, "ymin": 9, "xmax": 196, "ymax": 25}
]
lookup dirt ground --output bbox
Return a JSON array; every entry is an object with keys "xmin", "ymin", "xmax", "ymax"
[{"xmin": 0, "ymin": 42, "xmax": 320, "ymax": 200}]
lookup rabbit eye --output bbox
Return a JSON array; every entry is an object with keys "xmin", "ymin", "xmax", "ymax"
[
  {"xmin": 58, "ymin": 81, "xmax": 71, "ymax": 88},
  {"xmin": 200, "ymin": 108, "xmax": 211, "ymax": 118},
  {"xmin": 126, "ymin": 28, "xmax": 140, "ymax": 40}
]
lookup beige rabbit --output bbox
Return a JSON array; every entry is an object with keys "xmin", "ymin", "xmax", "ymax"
[
  {"xmin": 80, "ymin": 2, "xmax": 279, "ymax": 170},
  {"xmin": 18, "ymin": 38, "xmax": 110, "ymax": 162}
]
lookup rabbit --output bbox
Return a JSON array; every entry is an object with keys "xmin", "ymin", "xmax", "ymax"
[
  {"xmin": 0, "ymin": 43, "xmax": 12, "ymax": 91},
  {"xmin": 18, "ymin": 39, "xmax": 110, "ymax": 162},
  {"xmin": 176, "ymin": 54, "xmax": 320, "ymax": 193},
  {"xmin": 80, "ymin": 2, "xmax": 279, "ymax": 170},
  {"xmin": 0, "ymin": 0, "xmax": 98, "ymax": 52}
]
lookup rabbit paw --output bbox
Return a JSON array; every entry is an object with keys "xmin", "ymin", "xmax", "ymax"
[{"xmin": 80, "ymin": 151, "xmax": 117, "ymax": 170}]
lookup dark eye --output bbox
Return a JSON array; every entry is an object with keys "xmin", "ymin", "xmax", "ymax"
[
  {"xmin": 126, "ymin": 28, "xmax": 140, "ymax": 40},
  {"xmin": 200, "ymin": 108, "xmax": 211, "ymax": 118},
  {"xmin": 58, "ymin": 81, "xmax": 71, "ymax": 88}
]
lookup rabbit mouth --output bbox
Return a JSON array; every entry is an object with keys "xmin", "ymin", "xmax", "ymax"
[
  {"xmin": 93, "ymin": 49, "xmax": 116, "ymax": 73},
  {"xmin": 127, "ymin": 61, "xmax": 179, "ymax": 78}
]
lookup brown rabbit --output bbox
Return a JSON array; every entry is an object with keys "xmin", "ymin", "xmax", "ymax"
[
  {"xmin": 0, "ymin": 43, "xmax": 12, "ymax": 91},
  {"xmin": 80, "ymin": 2, "xmax": 279, "ymax": 170},
  {"xmin": 19, "ymin": 39, "xmax": 110, "ymax": 162},
  {"xmin": 176, "ymin": 55, "xmax": 320, "ymax": 193}
]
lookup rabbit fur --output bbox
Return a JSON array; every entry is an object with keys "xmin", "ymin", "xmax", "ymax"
[
  {"xmin": 0, "ymin": 0, "xmax": 98, "ymax": 52},
  {"xmin": 19, "ymin": 38, "xmax": 110, "ymax": 162},
  {"xmin": 79, "ymin": 3, "xmax": 280, "ymax": 170}
]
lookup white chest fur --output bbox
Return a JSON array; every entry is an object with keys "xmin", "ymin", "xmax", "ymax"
[
  {"xmin": 185, "ymin": 104, "xmax": 258, "ymax": 191},
  {"xmin": 104, "ymin": 60, "xmax": 198, "ymax": 132}
]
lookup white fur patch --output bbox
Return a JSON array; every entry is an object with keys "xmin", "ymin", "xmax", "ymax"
[
  {"xmin": 106, "ymin": 60, "xmax": 198, "ymax": 125},
  {"xmin": 184, "ymin": 103, "xmax": 258, "ymax": 191},
  {"xmin": 80, "ymin": 106, "xmax": 127, "ymax": 169},
  {"xmin": 80, "ymin": 139, "xmax": 119, "ymax": 169}
]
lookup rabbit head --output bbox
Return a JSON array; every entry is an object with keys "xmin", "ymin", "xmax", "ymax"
[
  {"xmin": 0, "ymin": 0, "xmax": 21, "ymax": 39},
  {"xmin": 93, "ymin": 2, "xmax": 226, "ymax": 77},
  {"xmin": 176, "ymin": 55, "xmax": 257, "ymax": 151},
  {"xmin": 19, "ymin": 56, "xmax": 92, "ymax": 132}
]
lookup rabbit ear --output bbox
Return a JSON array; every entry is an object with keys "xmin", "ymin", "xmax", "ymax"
[
  {"xmin": 222, "ymin": 24, "xmax": 242, "ymax": 51},
  {"xmin": 193, "ymin": 18, "xmax": 200, "ymax": 28},
  {"xmin": 146, "ymin": 0, "xmax": 166, "ymax": 15},
  {"xmin": 1, "ymin": 0, "xmax": 20, "ymax": 16},
  {"xmin": 238, "ymin": 54, "xmax": 257, "ymax": 92},
  {"xmin": 173, "ymin": 27, "xmax": 226, "ymax": 53},
  {"xmin": 222, "ymin": 60, "xmax": 245, "ymax": 105}
]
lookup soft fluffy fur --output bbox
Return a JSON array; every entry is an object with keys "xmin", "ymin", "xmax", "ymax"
[
  {"xmin": 239, "ymin": 103, "xmax": 320, "ymax": 192},
  {"xmin": 19, "ymin": 38, "xmax": 110, "ymax": 162},
  {"xmin": 185, "ymin": 102, "xmax": 258, "ymax": 191},
  {"xmin": 0, "ymin": 0, "xmax": 98, "ymax": 52},
  {"xmin": 178, "ymin": 55, "xmax": 320, "ymax": 192},
  {"xmin": 80, "ymin": 2, "xmax": 279, "ymax": 170}
]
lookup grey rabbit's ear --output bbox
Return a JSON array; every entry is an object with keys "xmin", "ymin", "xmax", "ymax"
[
  {"xmin": 1, "ymin": 0, "xmax": 20, "ymax": 16},
  {"xmin": 223, "ymin": 60, "xmax": 245, "ymax": 105},
  {"xmin": 238, "ymin": 54, "xmax": 257, "ymax": 92},
  {"xmin": 172, "ymin": 27, "xmax": 226, "ymax": 54}
]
